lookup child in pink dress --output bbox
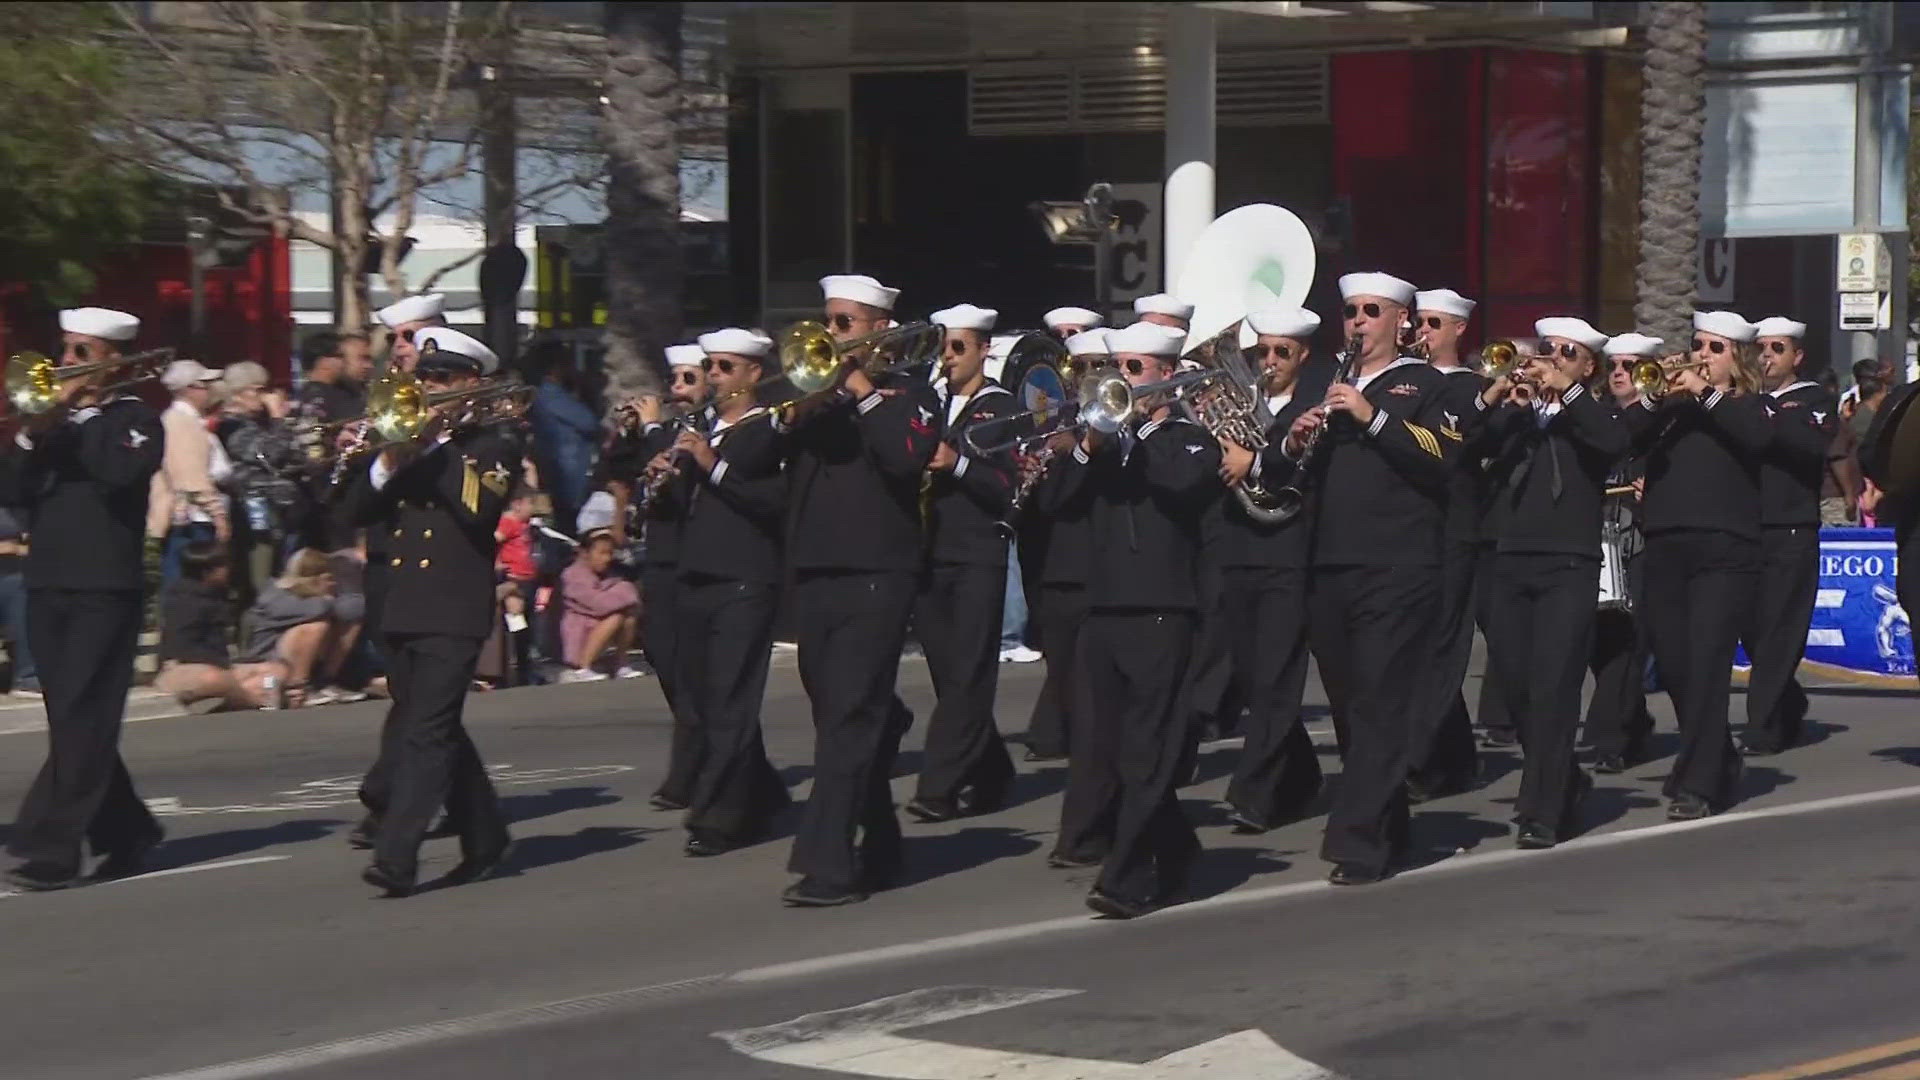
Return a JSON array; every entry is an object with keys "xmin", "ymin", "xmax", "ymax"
[{"xmin": 558, "ymin": 529, "xmax": 642, "ymax": 682}]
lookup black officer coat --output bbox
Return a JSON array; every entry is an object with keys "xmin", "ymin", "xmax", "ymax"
[
  {"xmin": 663, "ymin": 410, "xmax": 787, "ymax": 585},
  {"xmin": 0, "ymin": 397, "xmax": 164, "ymax": 592},
  {"xmin": 926, "ymin": 382, "xmax": 1019, "ymax": 568},
  {"xmin": 345, "ymin": 426, "xmax": 523, "ymax": 639}
]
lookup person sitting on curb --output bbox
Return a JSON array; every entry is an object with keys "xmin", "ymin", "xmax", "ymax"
[
  {"xmin": 154, "ymin": 543, "xmax": 285, "ymax": 711},
  {"xmin": 558, "ymin": 529, "xmax": 644, "ymax": 683},
  {"xmin": 237, "ymin": 548, "xmax": 366, "ymax": 706}
]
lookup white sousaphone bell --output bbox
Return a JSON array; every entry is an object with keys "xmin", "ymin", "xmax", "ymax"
[{"xmin": 1174, "ymin": 202, "xmax": 1317, "ymax": 352}]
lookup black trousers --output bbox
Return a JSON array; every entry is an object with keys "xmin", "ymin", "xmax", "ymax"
[
  {"xmin": 1309, "ymin": 564, "xmax": 1437, "ymax": 874},
  {"xmin": 642, "ymin": 566, "xmax": 700, "ymax": 805},
  {"xmin": 1079, "ymin": 610, "xmax": 1198, "ymax": 905},
  {"xmin": 1221, "ymin": 566, "xmax": 1321, "ymax": 826},
  {"xmin": 1182, "ymin": 559, "xmax": 1240, "ymax": 741},
  {"xmin": 1022, "ymin": 585, "xmax": 1088, "ymax": 758},
  {"xmin": 678, "ymin": 575, "xmax": 790, "ymax": 840},
  {"xmin": 1488, "ymin": 553, "xmax": 1598, "ymax": 834},
  {"xmin": 913, "ymin": 562, "xmax": 1013, "ymax": 808},
  {"xmin": 1472, "ymin": 543, "xmax": 1514, "ymax": 738},
  {"xmin": 1583, "ymin": 557, "xmax": 1654, "ymax": 759},
  {"xmin": 1409, "ymin": 538, "xmax": 1482, "ymax": 789},
  {"xmin": 372, "ymin": 632, "xmax": 507, "ymax": 880},
  {"xmin": 1641, "ymin": 530, "xmax": 1757, "ymax": 808},
  {"xmin": 1739, "ymin": 525, "xmax": 1819, "ymax": 752},
  {"xmin": 7, "ymin": 589, "xmax": 158, "ymax": 873},
  {"xmin": 785, "ymin": 569, "xmax": 916, "ymax": 892}
]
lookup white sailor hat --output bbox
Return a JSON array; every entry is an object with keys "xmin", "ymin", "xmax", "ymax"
[
  {"xmin": 1414, "ymin": 289, "xmax": 1476, "ymax": 319},
  {"xmin": 931, "ymin": 304, "xmax": 998, "ymax": 333},
  {"xmin": 414, "ymin": 327, "xmax": 499, "ymax": 375},
  {"xmin": 1533, "ymin": 316, "xmax": 1610, "ymax": 353},
  {"xmin": 665, "ymin": 343, "xmax": 707, "ymax": 368},
  {"xmin": 695, "ymin": 328, "xmax": 773, "ymax": 359},
  {"xmin": 59, "ymin": 306, "xmax": 140, "ymax": 342},
  {"xmin": 1692, "ymin": 310, "xmax": 1757, "ymax": 343},
  {"xmin": 1132, "ymin": 293, "xmax": 1195, "ymax": 321},
  {"xmin": 1753, "ymin": 316, "xmax": 1807, "ymax": 340},
  {"xmin": 1337, "ymin": 272, "xmax": 1417, "ymax": 307},
  {"xmin": 1065, "ymin": 328, "xmax": 1111, "ymax": 357},
  {"xmin": 1107, "ymin": 322, "xmax": 1186, "ymax": 358},
  {"xmin": 1043, "ymin": 306, "xmax": 1104, "ymax": 331},
  {"xmin": 819, "ymin": 274, "xmax": 900, "ymax": 311},
  {"xmin": 375, "ymin": 293, "xmax": 446, "ymax": 329},
  {"xmin": 1245, "ymin": 306, "xmax": 1320, "ymax": 340},
  {"xmin": 1603, "ymin": 333, "xmax": 1664, "ymax": 357}
]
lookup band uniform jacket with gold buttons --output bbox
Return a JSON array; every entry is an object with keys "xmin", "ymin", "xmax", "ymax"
[{"xmin": 343, "ymin": 426, "xmax": 523, "ymax": 640}]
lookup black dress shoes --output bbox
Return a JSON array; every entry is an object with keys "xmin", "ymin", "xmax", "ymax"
[
  {"xmin": 1226, "ymin": 808, "xmax": 1272, "ymax": 834},
  {"xmin": 1738, "ymin": 738, "xmax": 1781, "ymax": 758},
  {"xmin": 361, "ymin": 862, "xmax": 416, "ymax": 898},
  {"xmin": 780, "ymin": 877, "xmax": 869, "ymax": 907},
  {"xmin": 1085, "ymin": 888, "xmax": 1156, "ymax": 920},
  {"xmin": 1023, "ymin": 748, "xmax": 1065, "ymax": 763},
  {"xmin": 94, "ymin": 836, "xmax": 162, "ymax": 880},
  {"xmin": 904, "ymin": 798, "xmax": 959, "ymax": 823},
  {"xmin": 1590, "ymin": 754, "xmax": 1628, "ymax": 775},
  {"xmin": 4, "ymin": 861, "xmax": 79, "ymax": 892},
  {"xmin": 1667, "ymin": 793, "xmax": 1713, "ymax": 821},
  {"xmin": 649, "ymin": 793, "xmax": 688, "ymax": 812},
  {"xmin": 347, "ymin": 817, "xmax": 379, "ymax": 850},
  {"xmin": 1515, "ymin": 822, "xmax": 1559, "ymax": 850},
  {"xmin": 1327, "ymin": 862, "xmax": 1386, "ymax": 886},
  {"xmin": 1045, "ymin": 851, "xmax": 1103, "ymax": 870},
  {"xmin": 444, "ymin": 843, "xmax": 512, "ymax": 886},
  {"xmin": 1479, "ymin": 729, "xmax": 1519, "ymax": 749},
  {"xmin": 684, "ymin": 830, "xmax": 739, "ymax": 858}
]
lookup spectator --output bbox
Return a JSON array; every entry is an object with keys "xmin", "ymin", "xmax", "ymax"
[
  {"xmin": 558, "ymin": 529, "xmax": 643, "ymax": 682},
  {"xmin": 154, "ymin": 543, "xmax": 282, "ymax": 711},
  {"xmin": 529, "ymin": 352, "xmax": 602, "ymax": 536},
  {"xmin": 339, "ymin": 330, "xmax": 376, "ymax": 393},
  {"xmin": 238, "ymin": 548, "xmax": 366, "ymax": 707},
  {"xmin": 495, "ymin": 485, "xmax": 540, "ymax": 680},
  {"xmin": 1845, "ymin": 358, "xmax": 1892, "ymax": 440},
  {"xmin": 0, "ymin": 504, "xmax": 36, "ymax": 698},
  {"xmin": 217, "ymin": 361, "xmax": 308, "ymax": 611},
  {"xmin": 293, "ymin": 331, "xmax": 368, "ymax": 426},
  {"xmin": 151, "ymin": 359, "xmax": 232, "ymax": 586}
]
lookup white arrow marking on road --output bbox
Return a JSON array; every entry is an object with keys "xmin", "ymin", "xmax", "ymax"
[{"xmin": 714, "ymin": 986, "xmax": 1342, "ymax": 1079}]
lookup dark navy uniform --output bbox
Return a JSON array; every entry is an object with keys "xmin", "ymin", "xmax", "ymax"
[
  {"xmin": 909, "ymin": 382, "xmax": 1019, "ymax": 819},
  {"xmin": 1046, "ymin": 415, "xmax": 1222, "ymax": 913},
  {"xmin": 1292, "ymin": 358, "xmax": 1457, "ymax": 881},
  {"xmin": 666, "ymin": 409, "xmax": 793, "ymax": 849},
  {"xmin": 1739, "ymin": 379, "xmax": 1837, "ymax": 754},
  {"xmin": 2, "ymin": 397, "xmax": 165, "ymax": 886},
  {"xmin": 631, "ymin": 410, "xmax": 710, "ymax": 809},
  {"xmin": 1619, "ymin": 386, "xmax": 1771, "ymax": 814},
  {"xmin": 1477, "ymin": 383, "xmax": 1628, "ymax": 841},
  {"xmin": 348, "ymin": 423, "xmax": 522, "ymax": 890},
  {"xmin": 780, "ymin": 378, "xmax": 940, "ymax": 904}
]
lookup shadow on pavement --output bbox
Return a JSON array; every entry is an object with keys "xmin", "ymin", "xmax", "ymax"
[
  {"xmin": 154, "ymin": 818, "xmax": 348, "ymax": 869},
  {"xmin": 1185, "ymin": 845, "xmax": 1295, "ymax": 901},
  {"xmin": 1579, "ymin": 785, "xmax": 1661, "ymax": 835},
  {"xmin": 896, "ymin": 826, "xmax": 1042, "ymax": 890},
  {"xmin": 1407, "ymin": 810, "xmax": 1511, "ymax": 868},
  {"xmin": 1741, "ymin": 765, "xmax": 1796, "ymax": 801},
  {"xmin": 493, "ymin": 825, "xmax": 655, "ymax": 878},
  {"xmin": 1476, "ymin": 748, "xmax": 1522, "ymax": 790},
  {"xmin": 1870, "ymin": 746, "xmax": 1920, "ymax": 767},
  {"xmin": 500, "ymin": 785, "xmax": 622, "ymax": 826},
  {"xmin": 1795, "ymin": 721, "xmax": 1850, "ymax": 748}
]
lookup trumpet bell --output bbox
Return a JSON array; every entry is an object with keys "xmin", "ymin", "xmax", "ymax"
[
  {"xmin": 1480, "ymin": 339, "xmax": 1522, "ymax": 379},
  {"xmin": 365, "ymin": 370, "xmax": 427, "ymax": 443},
  {"xmin": 5, "ymin": 352, "xmax": 60, "ymax": 415},
  {"xmin": 1078, "ymin": 372, "xmax": 1134, "ymax": 434},
  {"xmin": 777, "ymin": 322, "xmax": 846, "ymax": 395},
  {"xmin": 1630, "ymin": 359, "xmax": 1668, "ymax": 399}
]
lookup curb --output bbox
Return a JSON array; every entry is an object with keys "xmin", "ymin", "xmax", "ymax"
[{"xmin": 0, "ymin": 693, "xmax": 185, "ymax": 737}]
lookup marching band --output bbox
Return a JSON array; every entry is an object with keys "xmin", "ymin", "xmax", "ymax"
[{"xmin": 0, "ymin": 211, "xmax": 1861, "ymax": 916}]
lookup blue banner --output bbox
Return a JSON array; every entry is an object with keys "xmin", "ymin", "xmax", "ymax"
[{"xmin": 1740, "ymin": 528, "xmax": 1913, "ymax": 685}]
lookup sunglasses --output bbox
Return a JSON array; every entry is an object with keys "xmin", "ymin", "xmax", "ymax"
[
  {"xmin": 1123, "ymin": 357, "xmax": 1155, "ymax": 376},
  {"xmin": 1764, "ymin": 340, "xmax": 1792, "ymax": 354},
  {"xmin": 1610, "ymin": 358, "xmax": 1636, "ymax": 371},
  {"xmin": 1423, "ymin": 316, "xmax": 1446, "ymax": 330},
  {"xmin": 672, "ymin": 369, "xmax": 701, "ymax": 385},
  {"xmin": 946, "ymin": 338, "xmax": 970, "ymax": 355},
  {"xmin": 397, "ymin": 329, "xmax": 415, "ymax": 344},
  {"xmin": 1549, "ymin": 343, "xmax": 1581, "ymax": 360},
  {"xmin": 61, "ymin": 342, "xmax": 92, "ymax": 361},
  {"xmin": 827, "ymin": 313, "xmax": 858, "ymax": 331},
  {"xmin": 1244, "ymin": 344, "xmax": 1294, "ymax": 361},
  {"xmin": 703, "ymin": 358, "xmax": 735, "ymax": 375},
  {"xmin": 1342, "ymin": 302, "xmax": 1384, "ymax": 320},
  {"xmin": 1689, "ymin": 338, "xmax": 1728, "ymax": 355}
]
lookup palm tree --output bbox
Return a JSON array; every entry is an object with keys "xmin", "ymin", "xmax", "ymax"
[
  {"xmin": 1633, "ymin": 1, "xmax": 1709, "ymax": 347},
  {"xmin": 601, "ymin": 2, "xmax": 683, "ymax": 401}
]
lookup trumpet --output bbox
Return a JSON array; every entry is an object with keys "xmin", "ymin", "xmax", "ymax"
[
  {"xmin": 1479, "ymin": 340, "xmax": 1544, "ymax": 386},
  {"xmin": 328, "ymin": 370, "xmax": 532, "ymax": 486},
  {"xmin": 5, "ymin": 347, "xmax": 173, "ymax": 416},
  {"xmin": 1630, "ymin": 355, "xmax": 1707, "ymax": 400}
]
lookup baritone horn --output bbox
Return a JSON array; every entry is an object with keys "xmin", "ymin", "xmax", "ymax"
[{"xmin": 5, "ymin": 347, "xmax": 174, "ymax": 415}]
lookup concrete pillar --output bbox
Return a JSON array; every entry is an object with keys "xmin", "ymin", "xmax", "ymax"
[
  {"xmin": 1849, "ymin": 67, "xmax": 1882, "ymax": 366},
  {"xmin": 1162, "ymin": 5, "xmax": 1216, "ymax": 293}
]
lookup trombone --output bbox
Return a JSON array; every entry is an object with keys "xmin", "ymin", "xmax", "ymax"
[
  {"xmin": 776, "ymin": 320, "xmax": 945, "ymax": 396},
  {"xmin": 328, "ymin": 369, "xmax": 532, "ymax": 486},
  {"xmin": 965, "ymin": 368, "xmax": 1224, "ymax": 457},
  {"xmin": 5, "ymin": 347, "xmax": 174, "ymax": 415}
]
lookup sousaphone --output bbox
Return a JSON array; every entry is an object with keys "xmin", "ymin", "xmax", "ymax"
[{"xmin": 1174, "ymin": 203, "xmax": 1317, "ymax": 353}]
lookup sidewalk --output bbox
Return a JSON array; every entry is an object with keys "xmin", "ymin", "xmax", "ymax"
[{"xmin": 0, "ymin": 688, "xmax": 183, "ymax": 737}]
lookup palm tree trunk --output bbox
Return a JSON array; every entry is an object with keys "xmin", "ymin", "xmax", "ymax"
[
  {"xmin": 602, "ymin": 2, "xmax": 682, "ymax": 403},
  {"xmin": 1633, "ymin": 1, "xmax": 1709, "ymax": 347}
]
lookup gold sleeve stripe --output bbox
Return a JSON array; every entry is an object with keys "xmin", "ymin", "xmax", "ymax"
[
  {"xmin": 461, "ymin": 461, "xmax": 481, "ymax": 514},
  {"xmin": 1438, "ymin": 424, "xmax": 1463, "ymax": 441},
  {"xmin": 1404, "ymin": 421, "xmax": 1441, "ymax": 457}
]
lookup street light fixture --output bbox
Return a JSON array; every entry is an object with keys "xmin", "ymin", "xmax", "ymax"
[{"xmin": 1029, "ymin": 182, "xmax": 1119, "ymax": 315}]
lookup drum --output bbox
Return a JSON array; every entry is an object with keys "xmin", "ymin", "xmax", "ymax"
[{"xmin": 1598, "ymin": 521, "xmax": 1632, "ymax": 612}]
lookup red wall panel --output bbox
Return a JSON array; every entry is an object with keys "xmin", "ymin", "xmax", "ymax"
[{"xmin": 1480, "ymin": 51, "xmax": 1593, "ymax": 340}]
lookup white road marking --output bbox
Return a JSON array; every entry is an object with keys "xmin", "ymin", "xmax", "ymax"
[
  {"xmin": 0, "ymin": 855, "xmax": 288, "ymax": 900},
  {"xmin": 141, "ymin": 764, "xmax": 635, "ymax": 817},
  {"xmin": 714, "ymin": 986, "xmax": 1340, "ymax": 1079}
]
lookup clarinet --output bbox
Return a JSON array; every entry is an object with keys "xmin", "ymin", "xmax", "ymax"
[{"xmin": 1268, "ymin": 334, "xmax": 1362, "ymax": 524}]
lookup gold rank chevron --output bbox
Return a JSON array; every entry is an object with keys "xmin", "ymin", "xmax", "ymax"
[
  {"xmin": 1403, "ymin": 421, "xmax": 1442, "ymax": 457},
  {"xmin": 461, "ymin": 458, "xmax": 481, "ymax": 514}
]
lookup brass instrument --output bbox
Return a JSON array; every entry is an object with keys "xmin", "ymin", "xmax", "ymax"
[
  {"xmin": 5, "ymin": 347, "xmax": 173, "ymax": 416},
  {"xmin": 1172, "ymin": 323, "xmax": 1287, "ymax": 524},
  {"xmin": 1630, "ymin": 355, "xmax": 1706, "ymax": 400},
  {"xmin": 1270, "ymin": 335, "xmax": 1363, "ymax": 524},
  {"xmin": 328, "ymin": 370, "xmax": 532, "ymax": 486},
  {"xmin": 776, "ymin": 320, "xmax": 945, "ymax": 397}
]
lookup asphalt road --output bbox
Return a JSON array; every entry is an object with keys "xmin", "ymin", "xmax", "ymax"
[{"xmin": 1, "ymin": 649, "xmax": 1917, "ymax": 1080}]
